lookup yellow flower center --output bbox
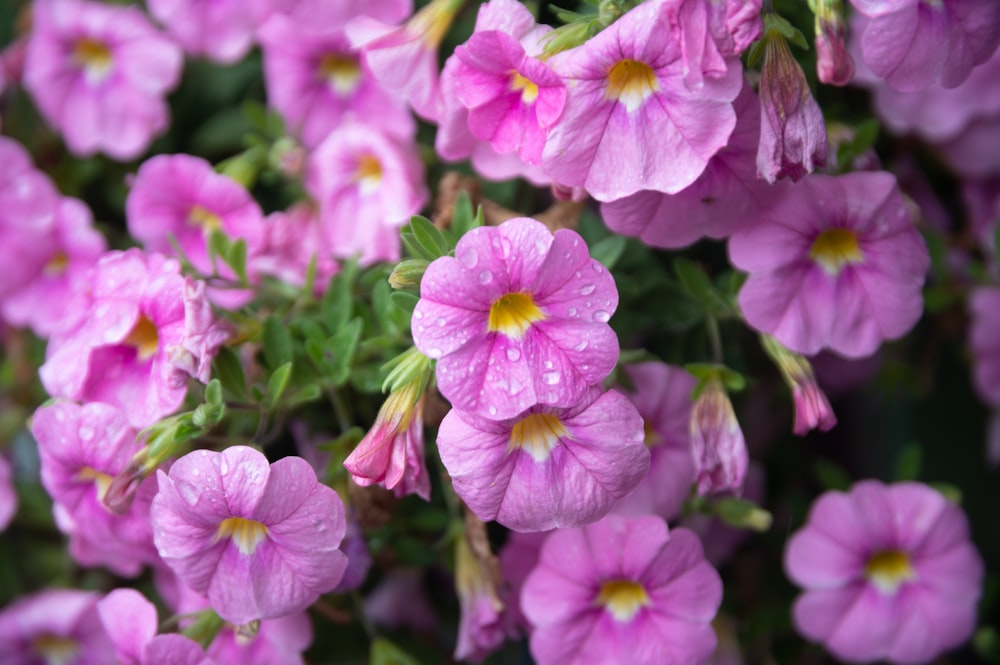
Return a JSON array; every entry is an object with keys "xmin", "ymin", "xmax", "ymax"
[
  {"xmin": 318, "ymin": 53, "xmax": 361, "ymax": 96},
  {"xmin": 31, "ymin": 634, "xmax": 79, "ymax": 665},
  {"xmin": 643, "ymin": 420, "xmax": 661, "ymax": 447},
  {"xmin": 605, "ymin": 59, "xmax": 659, "ymax": 112},
  {"xmin": 509, "ymin": 413, "xmax": 567, "ymax": 462},
  {"xmin": 595, "ymin": 579, "xmax": 650, "ymax": 622},
  {"xmin": 75, "ymin": 466, "xmax": 113, "ymax": 504},
  {"xmin": 354, "ymin": 153, "xmax": 383, "ymax": 193},
  {"xmin": 865, "ymin": 549, "xmax": 915, "ymax": 595},
  {"xmin": 188, "ymin": 204, "xmax": 222, "ymax": 234},
  {"xmin": 123, "ymin": 314, "xmax": 160, "ymax": 362},
  {"xmin": 216, "ymin": 517, "xmax": 269, "ymax": 556},
  {"xmin": 487, "ymin": 292, "xmax": 545, "ymax": 338},
  {"xmin": 809, "ymin": 228, "xmax": 864, "ymax": 276},
  {"xmin": 72, "ymin": 38, "xmax": 113, "ymax": 83},
  {"xmin": 510, "ymin": 72, "xmax": 539, "ymax": 104},
  {"xmin": 44, "ymin": 252, "xmax": 70, "ymax": 277}
]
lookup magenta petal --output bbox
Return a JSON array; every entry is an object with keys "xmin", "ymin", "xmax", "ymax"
[
  {"xmin": 144, "ymin": 633, "xmax": 214, "ymax": 665},
  {"xmin": 792, "ymin": 584, "xmax": 864, "ymax": 643},
  {"xmin": 97, "ymin": 588, "xmax": 158, "ymax": 665}
]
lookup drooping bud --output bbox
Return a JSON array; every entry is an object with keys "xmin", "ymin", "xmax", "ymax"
[
  {"xmin": 454, "ymin": 512, "xmax": 505, "ymax": 663},
  {"xmin": 755, "ymin": 14, "xmax": 828, "ymax": 183},
  {"xmin": 761, "ymin": 334, "xmax": 837, "ymax": 435},
  {"xmin": 809, "ymin": 0, "xmax": 854, "ymax": 86},
  {"xmin": 690, "ymin": 376, "xmax": 748, "ymax": 496}
]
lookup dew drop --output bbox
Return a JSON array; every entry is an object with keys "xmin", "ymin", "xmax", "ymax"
[
  {"xmin": 488, "ymin": 405, "xmax": 498, "ymax": 416},
  {"xmin": 427, "ymin": 347, "xmax": 442, "ymax": 358},
  {"xmin": 436, "ymin": 317, "xmax": 446, "ymax": 327},
  {"xmin": 542, "ymin": 371, "xmax": 561, "ymax": 385},
  {"xmin": 478, "ymin": 269, "xmax": 493, "ymax": 284},
  {"xmin": 593, "ymin": 310, "xmax": 611, "ymax": 322},
  {"xmin": 79, "ymin": 426, "xmax": 94, "ymax": 441},
  {"xmin": 413, "ymin": 309, "xmax": 423, "ymax": 319},
  {"xmin": 567, "ymin": 307, "xmax": 577, "ymax": 317},
  {"xmin": 459, "ymin": 248, "xmax": 478, "ymax": 268},
  {"xmin": 579, "ymin": 283, "xmax": 596, "ymax": 295},
  {"xmin": 574, "ymin": 340, "xmax": 588, "ymax": 352},
  {"xmin": 543, "ymin": 360, "xmax": 554, "ymax": 369},
  {"xmin": 506, "ymin": 347, "xmax": 521, "ymax": 362},
  {"xmin": 592, "ymin": 263, "xmax": 603, "ymax": 273},
  {"xmin": 219, "ymin": 458, "xmax": 229, "ymax": 475}
]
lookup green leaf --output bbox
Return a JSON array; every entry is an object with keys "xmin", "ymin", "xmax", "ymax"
[
  {"xmin": 409, "ymin": 215, "xmax": 450, "ymax": 259},
  {"xmin": 589, "ymin": 235, "xmax": 627, "ymax": 270},
  {"xmin": 287, "ymin": 384, "xmax": 323, "ymax": 408},
  {"xmin": 321, "ymin": 260, "xmax": 357, "ymax": 333},
  {"xmin": 370, "ymin": 638, "xmax": 422, "ymax": 665},
  {"xmin": 262, "ymin": 315, "xmax": 293, "ymax": 370},
  {"xmin": 390, "ymin": 290, "xmax": 419, "ymax": 314},
  {"xmin": 207, "ymin": 229, "xmax": 230, "ymax": 273},
  {"xmin": 893, "ymin": 444, "xmax": 922, "ymax": 481},
  {"xmin": 267, "ymin": 362, "xmax": 293, "ymax": 406},
  {"xmin": 226, "ymin": 238, "xmax": 249, "ymax": 285},
  {"xmin": 327, "ymin": 318, "xmax": 363, "ymax": 386},
  {"xmin": 212, "ymin": 347, "xmax": 250, "ymax": 402},
  {"xmin": 450, "ymin": 190, "xmax": 478, "ymax": 241},
  {"xmin": 813, "ymin": 459, "xmax": 852, "ymax": 491},
  {"xmin": 204, "ymin": 379, "xmax": 223, "ymax": 406}
]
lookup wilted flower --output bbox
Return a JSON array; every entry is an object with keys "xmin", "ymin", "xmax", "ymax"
[
  {"xmin": 761, "ymin": 335, "xmax": 836, "ymax": 435},
  {"xmin": 756, "ymin": 20, "xmax": 828, "ymax": 182},
  {"xmin": 785, "ymin": 480, "xmax": 984, "ymax": 663},
  {"xmin": 690, "ymin": 377, "xmax": 748, "ymax": 496},
  {"xmin": 811, "ymin": 0, "xmax": 854, "ymax": 86},
  {"xmin": 0, "ymin": 454, "xmax": 16, "ymax": 533},
  {"xmin": 454, "ymin": 516, "xmax": 506, "ymax": 662}
]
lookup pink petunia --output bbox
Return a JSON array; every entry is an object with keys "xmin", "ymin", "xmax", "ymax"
[
  {"xmin": 728, "ymin": 172, "xmax": 930, "ymax": 358},
  {"xmin": 0, "ymin": 454, "xmax": 16, "ymax": 533},
  {"xmin": 147, "ymin": 0, "xmax": 273, "ymax": 64},
  {"xmin": 541, "ymin": 0, "xmax": 744, "ymax": 201},
  {"xmin": 969, "ymin": 286, "xmax": 1000, "ymax": 408},
  {"xmin": 612, "ymin": 362, "xmax": 697, "ymax": 520},
  {"xmin": 785, "ymin": 480, "xmax": 984, "ymax": 663},
  {"xmin": 126, "ymin": 153, "xmax": 266, "ymax": 281},
  {"xmin": 849, "ymin": 0, "xmax": 1000, "ymax": 91},
  {"xmin": 436, "ymin": 387, "xmax": 649, "ymax": 532},
  {"xmin": 23, "ymin": 0, "xmax": 183, "ymax": 160},
  {"xmin": 0, "ymin": 589, "xmax": 115, "ymax": 665},
  {"xmin": 521, "ymin": 515, "xmax": 723, "ymax": 665},
  {"xmin": 306, "ymin": 122, "xmax": 428, "ymax": 266},
  {"xmin": 39, "ymin": 249, "xmax": 229, "ymax": 428},
  {"xmin": 690, "ymin": 378, "xmax": 748, "ymax": 496},
  {"xmin": 2, "ymin": 195, "xmax": 107, "ymax": 338},
  {"xmin": 258, "ymin": 11, "xmax": 413, "ymax": 149},
  {"xmin": 600, "ymin": 79, "xmax": 767, "ymax": 248},
  {"xmin": 32, "ymin": 401, "xmax": 161, "ymax": 577},
  {"xmin": 151, "ymin": 446, "xmax": 348, "ymax": 625},
  {"xmin": 412, "ymin": 217, "xmax": 620, "ymax": 419},
  {"xmin": 252, "ymin": 203, "xmax": 339, "ymax": 295}
]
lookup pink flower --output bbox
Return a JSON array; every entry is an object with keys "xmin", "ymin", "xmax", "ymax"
[
  {"xmin": 252, "ymin": 204, "xmax": 339, "ymax": 294},
  {"xmin": 497, "ymin": 530, "xmax": 549, "ymax": 637},
  {"xmin": 813, "ymin": 0, "xmax": 855, "ymax": 86},
  {"xmin": 454, "ymin": 531, "xmax": 506, "ymax": 662},
  {"xmin": 413, "ymin": 217, "xmax": 619, "ymax": 420},
  {"xmin": 0, "ymin": 136, "xmax": 61, "ymax": 301},
  {"xmin": 785, "ymin": 480, "xmax": 984, "ymax": 663},
  {"xmin": 761, "ymin": 335, "xmax": 837, "ymax": 435},
  {"xmin": 522, "ymin": 515, "xmax": 723, "ymax": 665},
  {"xmin": 39, "ymin": 249, "xmax": 228, "ymax": 428},
  {"xmin": 32, "ymin": 401, "xmax": 161, "ymax": 576},
  {"xmin": 151, "ymin": 446, "xmax": 348, "ymax": 625},
  {"xmin": 306, "ymin": 122, "xmax": 428, "ymax": 266},
  {"xmin": 0, "ymin": 589, "xmax": 115, "ymax": 665},
  {"xmin": 23, "ymin": 0, "xmax": 183, "ymax": 160},
  {"xmin": 258, "ymin": 11, "xmax": 413, "ymax": 149},
  {"xmin": 541, "ymin": 0, "xmax": 744, "ymax": 201},
  {"xmin": 343, "ymin": 383, "xmax": 430, "ymax": 500},
  {"xmin": 126, "ymin": 154, "xmax": 266, "ymax": 280},
  {"xmin": 449, "ymin": 0, "xmax": 564, "ymax": 165},
  {"xmin": 0, "ymin": 454, "xmax": 16, "ymax": 532},
  {"xmin": 437, "ymin": 387, "xmax": 649, "ymax": 531},
  {"xmin": 346, "ymin": 0, "xmax": 463, "ymax": 121},
  {"xmin": 849, "ymin": 0, "xmax": 1000, "ymax": 91},
  {"xmin": 729, "ymin": 172, "xmax": 930, "ymax": 358},
  {"xmin": 690, "ymin": 378, "xmax": 748, "ymax": 496},
  {"xmin": 147, "ymin": 0, "xmax": 272, "ymax": 64},
  {"xmin": 756, "ymin": 27, "xmax": 828, "ymax": 182},
  {"xmin": 612, "ymin": 362, "xmax": 697, "ymax": 520},
  {"xmin": 600, "ymin": 79, "xmax": 767, "ymax": 248},
  {"xmin": 969, "ymin": 286, "xmax": 1000, "ymax": 408},
  {"xmin": 2, "ymin": 195, "xmax": 107, "ymax": 338}
]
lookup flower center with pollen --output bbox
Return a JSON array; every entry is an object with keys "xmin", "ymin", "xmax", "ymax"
[
  {"xmin": 354, "ymin": 154, "xmax": 383, "ymax": 194},
  {"xmin": 510, "ymin": 72, "xmax": 539, "ymax": 104},
  {"xmin": 809, "ymin": 228, "xmax": 864, "ymax": 276},
  {"xmin": 188, "ymin": 204, "xmax": 222, "ymax": 234},
  {"xmin": 509, "ymin": 413, "xmax": 567, "ymax": 462},
  {"xmin": 318, "ymin": 53, "xmax": 361, "ymax": 96},
  {"xmin": 865, "ymin": 549, "xmax": 915, "ymax": 595},
  {"xmin": 73, "ymin": 37, "xmax": 113, "ymax": 83},
  {"xmin": 32, "ymin": 634, "xmax": 79, "ymax": 665},
  {"xmin": 488, "ymin": 292, "xmax": 545, "ymax": 338},
  {"xmin": 606, "ymin": 59, "xmax": 659, "ymax": 112},
  {"xmin": 75, "ymin": 466, "xmax": 113, "ymax": 505},
  {"xmin": 596, "ymin": 579, "xmax": 650, "ymax": 622},
  {"xmin": 216, "ymin": 517, "xmax": 269, "ymax": 556},
  {"xmin": 123, "ymin": 314, "xmax": 160, "ymax": 362}
]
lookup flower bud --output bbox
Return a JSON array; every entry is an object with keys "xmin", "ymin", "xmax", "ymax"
[
  {"xmin": 811, "ymin": 0, "xmax": 854, "ymax": 86},
  {"xmin": 690, "ymin": 377, "xmax": 748, "ymax": 496},
  {"xmin": 761, "ymin": 334, "xmax": 836, "ymax": 435}
]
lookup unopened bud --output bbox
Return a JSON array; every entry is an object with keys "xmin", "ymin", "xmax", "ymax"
[{"xmin": 810, "ymin": 0, "xmax": 854, "ymax": 86}]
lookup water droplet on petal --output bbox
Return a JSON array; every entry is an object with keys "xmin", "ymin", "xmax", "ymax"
[
  {"xmin": 592, "ymin": 263, "xmax": 603, "ymax": 273},
  {"xmin": 542, "ymin": 371, "xmax": 561, "ymax": 385},
  {"xmin": 478, "ymin": 270, "xmax": 492, "ymax": 284},
  {"xmin": 593, "ymin": 310, "xmax": 611, "ymax": 322},
  {"xmin": 579, "ymin": 283, "xmax": 595, "ymax": 295},
  {"xmin": 459, "ymin": 248, "xmax": 478, "ymax": 268},
  {"xmin": 436, "ymin": 317, "xmax": 446, "ymax": 327},
  {"xmin": 574, "ymin": 340, "xmax": 588, "ymax": 352},
  {"xmin": 506, "ymin": 347, "xmax": 522, "ymax": 361},
  {"xmin": 488, "ymin": 405, "xmax": 498, "ymax": 416},
  {"xmin": 543, "ymin": 360, "xmax": 554, "ymax": 369},
  {"xmin": 427, "ymin": 347, "xmax": 442, "ymax": 358},
  {"xmin": 567, "ymin": 307, "xmax": 577, "ymax": 317}
]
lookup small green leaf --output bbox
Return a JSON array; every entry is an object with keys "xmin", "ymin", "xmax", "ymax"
[
  {"xmin": 267, "ymin": 362, "xmax": 293, "ymax": 405},
  {"xmin": 207, "ymin": 229, "xmax": 231, "ymax": 273},
  {"xmin": 287, "ymin": 384, "xmax": 323, "ymax": 408},
  {"xmin": 226, "ymin": 238, "xmax": 248, "ymax": 285},
  {"xmin": 450, "ymin": 190, "xmax": 480, "ymax": 241},
  {"xmin": 327, "ymin": 318, "xmax": 363, "ymax": 386},
  {"xmin": 409, "ymin": 215, "xmax": 450, "ymax": 259},
  {"xmin": 212, "ymin": 347, "xmax": 250, "ymax": 402},
  {"xmin": 391, "ymin": 290, "xmax": 419, "ymax": 314},
  {"xmin": 589, "ymin": 235, "xmax": 627, "ymax": 270},
  {"xmin": 893, "ymin": 444, "xmax": 922, "ymax": 481},
  {"xmin": 204, "ymin": 379, "xmax": 223, "ymax": 406},
  {"xmin": 813, "ymin": 459, "xmax": 852, "ymax": 491},
  {"xmin": 262, "ymin": 315, "xmax": 293, "ymax": 369},
  {"xmin": 371, "ymin": 638, "xmax": 422, "ymax": 665}
]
